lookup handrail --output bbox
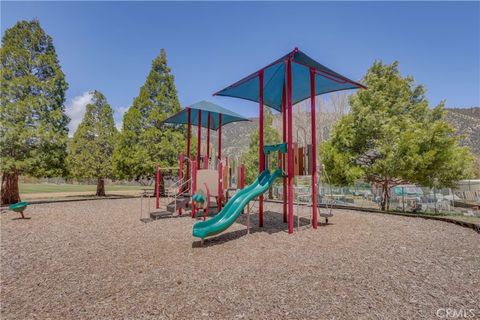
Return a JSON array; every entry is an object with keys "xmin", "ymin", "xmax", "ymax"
[{"xmin": 165, "ymin": 177, "xmax": 192, "ymax": 215}]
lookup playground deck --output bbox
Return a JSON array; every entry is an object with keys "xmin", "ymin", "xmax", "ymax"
[{"xmin": 1, "ymin": 198, "xmax": 479, "ymax": 319}]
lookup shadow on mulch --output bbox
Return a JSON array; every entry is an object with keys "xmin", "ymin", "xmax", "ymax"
[
  {"xmin": 10, "ymin": 217, "xmax": 31, "ymax": 221},
  {"xmin": 147, "ymin": 207, "xmax": 219, "ymax": 222},
  {"xmin": 62, "ymin": 194, "xmax": 135, "ymax": 199},
  {"xmin": 192, "ymin": 210, "xmax": 332, "ymax": 248}
]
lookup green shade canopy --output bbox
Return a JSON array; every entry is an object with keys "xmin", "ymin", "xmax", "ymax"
[
  {"xmin": 162, "ymin": 100, "xmax": 249, "ymax": 130},
  {"xmin": 214, "ymin": 48, "xmax": 366, "ymax": 112}
]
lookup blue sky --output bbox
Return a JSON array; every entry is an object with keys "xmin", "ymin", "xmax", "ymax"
[{"xmin": 2, "ymin": 1, "xmax": 479, "ymax": 132}]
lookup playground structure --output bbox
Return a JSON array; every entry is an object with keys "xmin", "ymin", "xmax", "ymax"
[
  {"xmin": 211, "ymin": 47, "xmax": 365, "ymax": 236},
  {"xmin": 150, "ymin": 101, "xmax": 249, "ymax": 221},
  {"xmin": 149, "ymin": 48, "xmax": 365, "ymax": 241}
]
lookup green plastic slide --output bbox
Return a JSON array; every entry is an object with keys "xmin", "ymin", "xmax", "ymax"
[{"xmin": 192, "ymin": 168, "xmax": 283, "ymax": 239}]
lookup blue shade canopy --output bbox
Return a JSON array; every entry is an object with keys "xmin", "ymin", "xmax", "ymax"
[
  {"xmin": 214, "ymin": 48, "xmax": 366, "ymax": 112},
  {"xmin": 162, "ymin": 100, "xmax": 249, "ymax": 131}
]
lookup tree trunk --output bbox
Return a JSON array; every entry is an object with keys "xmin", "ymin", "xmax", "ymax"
[
  {"xmin": 154, "ymin": 177, "xmax": 165, "ymax": 196},
  {"xmin": 380, "ymin": 182, "xmax": 390, "ymax": 211},
  {"xmin": 1, "ymin": 172, "xmax": 21, "ymax": 205},
  {"xmin": 96, "ymin": 177, "xmax": 106, "ymax": 196}
]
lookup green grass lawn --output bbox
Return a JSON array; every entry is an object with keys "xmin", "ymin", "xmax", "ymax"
[{"xmin": 19, "ymin": 183, "xmax": 146, "ymax": 194}]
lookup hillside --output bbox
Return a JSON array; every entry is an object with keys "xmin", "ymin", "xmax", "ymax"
[
  {"xmin": 445, "ymin": 107, "xmax": 480, "ymax": 154},
  {"xmin": 218, "ymin": 107, "xmax": 480, "ymax": 160}
]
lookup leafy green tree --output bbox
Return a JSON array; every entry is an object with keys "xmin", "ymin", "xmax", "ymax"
[
  {"xmin": 113, "ymin": 49, "xmax": 184, "ymax": 185},
  {"xmin": 0, "ymin": 20, "xmax": 69, "ymax": 205},
  {"xmin": 66, "ymin": 91, "xmax": 117, "ymax": 196},
  {"xmin": 242, "ymin": 107, "xmax": 281, "ymax": 184},
  {"xmin": 320, "ymin": 61, "xmax": 474, "ymax": 210}
]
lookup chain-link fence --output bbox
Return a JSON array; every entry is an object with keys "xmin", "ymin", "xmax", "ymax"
[{"xmin": 270, "ymin": 180, "xmax": 480, "ymax": 217}]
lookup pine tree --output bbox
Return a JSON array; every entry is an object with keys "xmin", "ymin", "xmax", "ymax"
[
  {"xmin": 66, "ymin": 91, "xmax": 117, "ymax": 196},
  {"xmin": 321, "ymin": 61, "xmax": 474, "ymax": 210},
  {"xmin": 113, "ymin": 49, "xmax": 184, "ymax": 184},
  {"xmin": 0, "ymin": 20, "xmax": 69, "ymax": 205}
]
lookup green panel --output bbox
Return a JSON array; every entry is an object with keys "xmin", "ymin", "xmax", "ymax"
[
  {"xmin": 9, "ymin": 201, "xmax": 29, "ymax": 212},
  {"xmin": 264, "ymin": 143, "xmax": 287, "ymax": 154}
]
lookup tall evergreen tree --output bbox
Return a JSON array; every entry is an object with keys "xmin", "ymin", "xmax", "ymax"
[
  {"xmin": 113, "ymin": 49, "xmax": 184, "ymax": 184},
  {"xmin": 66, "ymin": 91, "xmax": 117, "ymax": 196},
  {"xmin": 320, "ymin": 61, "xmax": 474, "ymax": 210},
  {"xmin": 242, "ymin": 107, "xmax": 280, "ymax": 184},
  {"xmin": 0, "ymin": 20, "xmax": 69, "ymax": 205}
]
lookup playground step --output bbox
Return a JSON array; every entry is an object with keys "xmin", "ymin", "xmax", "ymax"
[{"xmin": 166, "ymin": 196, "xmax": 190, "ymax": 213}]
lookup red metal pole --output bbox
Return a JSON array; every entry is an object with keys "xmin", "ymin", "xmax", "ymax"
[
  {"xmin": 207, "ymin": 112, "xmax": 211, "ymax": 166},
  {"xmin": 218, "ymin": 161, "xmax": 223, "ymax": 211},
  {"xmin": 282, "ymin": 82, "xmax": 287, "ymax": 223},
  {"xmin": 241, "ymin": 163, "xmax": 245, "ymax": 189},
  {"xmin": 178, "ymin": 152, "xmax": 183, "ymax": 215},
  {"xmin": 191, "ymin": 160, "xmax": 197, "ymax": 218},
  {"xmin": 287, "ymin": 57, "xmax": 294, "ymax": 234},
  {"xmin": 197, "ymin": 110, "xmax": 202, "ymax": 169},
  {"xmin": 310, "ymin": 68, "xmax": 318, "ymax": 229},
  {"xmin": 218, "ymin": 115, "xmax": 223, "ymax": 211},
  {"xmin": 259, "ymin": 70, "xmax": 264, "ymax": 227},
  {"xmin": 187, "ymin": 108, "xmax": 191, "ymax": 193},
  {"xmin": 156, "ymin": 163, "xmax": 160, "ymax": 209},
  {"xmin": 218, "ymin": 114, "xmax": 222, "ymax": 162}
]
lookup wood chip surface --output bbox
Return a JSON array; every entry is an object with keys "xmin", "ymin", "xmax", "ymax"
[{"xmin": 1, "ymin": 199, "xmax": 479, "ymax": 319}]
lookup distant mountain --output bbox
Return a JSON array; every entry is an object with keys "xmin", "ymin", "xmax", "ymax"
[
  {"xmin": 445, "ymin": 107, "xmax": 480, "ymax": 155},
  {"xmin": 202, "ymin": 119, "xmax": 258, "ymax": 160},
  {"xmin": 218, "ymin": 107, "xmax": 480, "ymax": 161}
]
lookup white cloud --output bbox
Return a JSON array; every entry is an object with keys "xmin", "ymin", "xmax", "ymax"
[
  {"xmin": 114, "ymin": 106, "xmax": 130, "ymax": 132},
  {"xmin": 66, "ymin": 91, "xmax": 93, "ymax": 137}
]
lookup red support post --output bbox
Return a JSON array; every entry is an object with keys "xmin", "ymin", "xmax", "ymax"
[
  {"xmin": 156, "ymin": 163, "xmax": 160, "ymax": 209},
  {"xmin": 203, "ymin": 183, "xmax": 210, "ymax": 221},
  {"xmin": 218, "ymin": 160, "xmax": 223, "ymax": 211},
  {"xmin": 259, "ymin": 70, "xmax": 264, "ymax": 227},
  {"xmin": 310, "ymin": 68, "xmax": 318, "ymax": 229},
  {"xmin": 240, "ymin": 161, "xmax": 245, "ymax": 214},
  {"xmin": 282, "ymin": 82, "xmax": 287, "ymax": 223},
  {"xmin": 287, "ymin": 57, "xmax": 294, "ymax": 234},
  {"xmin": 197, "ymin": 110, "xmax": 202, "ymax": 169},
  {"xmin": 225, "ymin": 156, "xmax": 229, "ymax": 189},
  {"xmin": 207, "ymin": 112, "xmax": 211, "ymax": 166},
  {"xmin": 218, "ymin": 114, "xmax": 222, "ymax": 162},
  {"xmin": 241, "ymin": 162, "xmax": 245, "ymax": 189},
  {"xmin": 187, "ymin": 108, "xmax": 191, "ymax": 193},
  {"xmin": 191, "ymin": 160, "xmax": 197, "ymax": 218},
  {"xmin": 178, "ymin": 152, "xmax": 183, "ymax": 215}
]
